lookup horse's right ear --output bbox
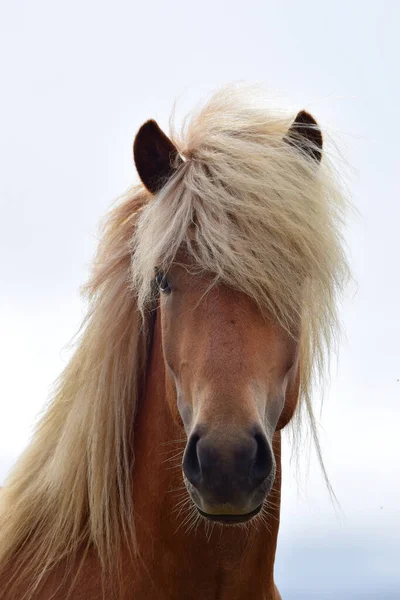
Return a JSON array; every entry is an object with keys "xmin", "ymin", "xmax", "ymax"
[{"xmin": 133, "ymin": 120, "xmax": 183, "ymax": 194}]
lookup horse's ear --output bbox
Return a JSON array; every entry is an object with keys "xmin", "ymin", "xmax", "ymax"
[
  {"xmin": 133, "ymin": 120, "xmax": 183, "ymax": 194},
  {"xmin": 285, "ymin": 110, "xmax": 323, "ymax": 164}
]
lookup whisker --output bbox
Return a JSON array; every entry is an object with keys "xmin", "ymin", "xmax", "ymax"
[
  {"xmin": 160, "ymin": 438, "xmax": 187, "ymax": 446},
  {"xmin": 166, "ymin": 485, "xmax": 187, "ymax": 494},
  {"xmin": 175, "ymin": 506, "xmax": 199, "ymax": 534},
  {"xmin": 165, "ymin": 464, "xmax": 184, "ymax": 471},
  {"xmin": 161, "ymin": 451, "xmax": 184, "ymax": 464}
]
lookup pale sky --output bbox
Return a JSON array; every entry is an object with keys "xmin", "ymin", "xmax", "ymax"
[{"xmin": 0, "ymin": 1, "xmax": 399, "ymax": 598}]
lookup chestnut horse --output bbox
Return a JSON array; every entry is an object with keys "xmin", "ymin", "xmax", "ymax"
[{"xmin": 0, "ymin": 87, "xmax": 349, "ymax": 599}]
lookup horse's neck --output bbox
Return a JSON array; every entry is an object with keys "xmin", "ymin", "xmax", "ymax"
[{"xmin": 131, "ymin": 314, "xmax": 282, "ymax": 599}]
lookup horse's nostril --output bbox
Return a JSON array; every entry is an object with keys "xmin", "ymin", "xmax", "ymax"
[
  {"xmin": 250, "ymin": 432, "xmax": 273, "ymax": 485},
  {"xmin": 182, "ymin": 432, "xmax": 201, "ymax": 486}
]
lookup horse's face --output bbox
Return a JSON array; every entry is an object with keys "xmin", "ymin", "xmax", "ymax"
[
  {"xmin": 157, "ymin": 264, "xmax": 300, "ymax": 523},
  {"xmin": 133, "ymin": 112, "xmax": 322, "ymax": 523}
]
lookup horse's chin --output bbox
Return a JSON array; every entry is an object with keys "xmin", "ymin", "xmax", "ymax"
[
  {"xmin": 182, "ymin": 473, "xmax": 266, "ymax": 525},
  {"xmin": 196, "ymin": 504, "xmax": 262, "ymax": 524}
]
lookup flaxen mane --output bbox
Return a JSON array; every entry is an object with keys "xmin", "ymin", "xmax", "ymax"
[{"xmin": 0, "ymin": 86, "xmax": 349, "ymax": 596}]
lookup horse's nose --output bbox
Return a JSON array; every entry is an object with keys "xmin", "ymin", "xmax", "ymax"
[{"xmin": 182, "ymin": 427, "xmax": 273, "ymax": 503}]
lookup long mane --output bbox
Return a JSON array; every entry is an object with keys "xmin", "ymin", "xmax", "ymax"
[
  {"xmin": 0, "ymin": 189, "xmax": 152, "ymax": 596},
  {"xmin": 0, "ymin": 86, "xmax": 350, "ymax": 596}
]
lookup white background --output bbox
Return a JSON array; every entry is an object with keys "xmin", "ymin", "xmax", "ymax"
[{"xmin": 1, "ymin": 2, "xmax": 399, "ymax": 598}]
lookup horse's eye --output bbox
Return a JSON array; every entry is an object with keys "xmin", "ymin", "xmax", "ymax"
[{"xmin": 155, "ymin": 271, "xmax": 171, "ymax": 294}]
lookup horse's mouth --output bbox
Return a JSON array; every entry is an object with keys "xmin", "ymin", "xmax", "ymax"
[{"xmin": 197, "ymin": 504, "xmax": 262, "ymax": 524}]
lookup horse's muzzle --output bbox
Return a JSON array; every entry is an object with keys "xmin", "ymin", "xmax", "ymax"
[{"xmin": 182, "ymin": 426, "xmax": 275, "ymax": 519}]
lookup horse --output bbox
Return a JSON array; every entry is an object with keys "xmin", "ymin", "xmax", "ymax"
[{"xmin": 0, "ymin": 86, "xmax": 350, "ymax": 599}]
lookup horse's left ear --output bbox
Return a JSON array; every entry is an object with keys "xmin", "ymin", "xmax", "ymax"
[
  {"xmin": 285, "ymin": 110, "xmax": 323, "ymax": 163},
  {"xmin": 133, "ymin": 120, "xmax": 183, "ymax": 194}
]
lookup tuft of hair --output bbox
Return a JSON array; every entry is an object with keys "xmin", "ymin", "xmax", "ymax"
[
  {"xmin": 133, "ymin": 85, "xmax": 349, "ymax": 393},
  {"xmin": 0, "ymin": 85, "xmax": 350, "ymax": 597}
]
